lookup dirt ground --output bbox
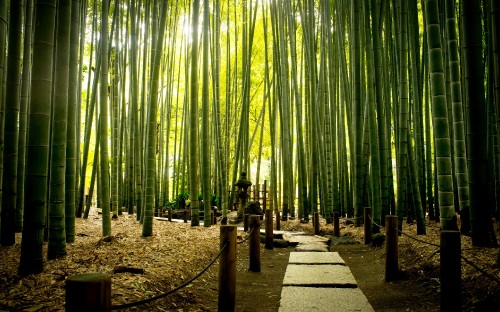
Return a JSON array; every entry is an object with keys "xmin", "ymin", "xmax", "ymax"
[{"xmin": 1, "ymin": 209, "xmax": 499, "ymax": 311}]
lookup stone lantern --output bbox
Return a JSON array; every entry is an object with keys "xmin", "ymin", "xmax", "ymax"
[{"xmin": 235, "ymin": 171, "xmax": 252, "ymax": 222}]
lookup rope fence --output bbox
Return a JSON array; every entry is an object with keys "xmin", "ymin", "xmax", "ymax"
[
  {"xmin": 111, "ymin": 242, "xmax": 229, "ymax": 310},
  {"xmin": 368, "ymin": 215, "xmax": 440, "ymax": 247},
  {"xmin": 66, "ymin": 225, "xmax": 240, "ymax": 312},
  {"xmin": 366, "ymin": 213, "xmax": 500, "ymax": 286},
  {"xmin": 237, "ymin": 226, "xmax": 255, "ymax": 244}
]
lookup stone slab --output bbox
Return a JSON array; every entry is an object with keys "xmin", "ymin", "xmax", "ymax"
[
  {"xmin": 330, "ymin": 236, "xmax": 359, "ymax": 246},
  {"xmin": 283, "ymin": 231, "xmax": 307, "ymax": 237},
  {"xmin": 295, "ymin": 244, "xmax": 329, "ymax": 252},
  {"xmin": 237, "ymin": 227, "xmax": 304, "ymax": 238},
  {"xmin": 288, "ymin": 252, "xmax": 345, "ymax": 265},
  {"xmin": 154, "ymin": 218, "xmax": 186, "ymax": 223},
  {"xmin": 285, "ymin": 235, "xmax": 330, "ymax": 244},
  {"xmin": 282, "ymin": 264, "xmax": 357, "ymax": 287},
  {"xmin": 278, "ymin": 287, "xmax": 374, "ymax": 312}
]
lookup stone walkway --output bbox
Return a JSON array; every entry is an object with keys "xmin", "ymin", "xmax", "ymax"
[{"xmin": 278, "ymin": 235, "xmax": 374, "ymax": 312}]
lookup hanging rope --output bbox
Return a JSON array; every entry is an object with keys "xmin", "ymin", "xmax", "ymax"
[{"xmin": 112, "ymin": 242, "xmax": 228, "ymax": 310}]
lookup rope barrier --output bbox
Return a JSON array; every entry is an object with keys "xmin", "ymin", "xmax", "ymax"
[
  {"xmin": 366, "ymin": 215, "xmax": 500, "ymax": 286},
  {"xmin": 368, "ymin": 215, "xmax": 440, "ymax": 247},
  {"xmin": 460, "ymin": 254, "xmax": 500, "ymax": 286},
  {"xmin": 237, "ymin": 226, "xmax": 255, "ymax": 244},
  {"xmin": 398, "ymin": 229, "xmax": 440, "ymax": 247},
  {"xmin": 345, "ymin": 216, "xmax": 363, "ymax": 222},
  {"xmin": 112, "ymin": 242, "xmax": 229, "ymax": 310}
]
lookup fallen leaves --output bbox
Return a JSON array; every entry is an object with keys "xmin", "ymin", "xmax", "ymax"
[{"xmin": 0, "ymin": 208, "xmax": 220, "ymax": 311}]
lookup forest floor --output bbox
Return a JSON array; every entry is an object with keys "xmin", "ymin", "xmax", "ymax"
[{"xmin": 0, "ymin": 208, "xmax": 499, "ymax": 311}]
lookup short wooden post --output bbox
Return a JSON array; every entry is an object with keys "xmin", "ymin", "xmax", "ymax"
[
  {"xmin": 333, "ymin": 212, "xmax": 340, "ymax": 237},
  {"xmin": 249, "ymin": 215, "xmax": 261, "ymax": 272},
  {"xmin": 313, "ymin": 212, "xmax": 320, "ymax": 235},
  {"xmin": 184, "ymin": 209, "xmax": 188, "ymax": 223},
  {"xmin": 364, "ymin": 207, "xmax": 372, "ymax": 245},
  {"xmin": 212, "ymin": 211, "xmax": 217, "ymax": 225},
  {"xmin": 168, "ymin": 208, "xmax": 172, "ymax": 222},
  {"xmin": 218, "ymin": 226, "xmax": 237, "ymax": 312},
  {"xmin": 440, "ymin": 230, "xmax": 461, "ymax": 312},
  {"xmin": 385, "ymin": 215, "xmax": 398, "ymax": 281},
  {"xmin": 66, "ymin": 273, "xmax": 111, "ymax": 312}
]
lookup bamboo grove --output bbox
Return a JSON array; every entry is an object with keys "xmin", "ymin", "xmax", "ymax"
[{"xmin": 0, "ymin": 0, "xmax": 499, "ymax": 275}]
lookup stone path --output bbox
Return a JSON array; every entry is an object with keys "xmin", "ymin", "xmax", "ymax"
[{"xmin": 278, "ymin": 236, "xmax": 374, "ymax": 312}]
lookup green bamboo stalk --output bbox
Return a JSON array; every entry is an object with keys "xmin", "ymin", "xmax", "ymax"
[
  {"xmin": 201, "ymin": 0, "xmax": 211, "ymax": 227},
  {"xmin": 444, "ymin": 0, "xmax": 469, "ymax": 233},
  {"xmin": 1, "ymin": 0, "xmax": 24, "ymax": 246},
  {"xmin": 490, "ymin": 0, "xmax": 500, "ymax": 224},
  {"xmin": 0, "ymin": 0, "xmax": 7, "ymax": 241},
  {"xmin": 110, "ymin": 0, "xmax": 121, "ymax": 218},
  {"xmin": 409, "ymin": 0, "xmax": 426, "ymax": 212},
  {"xmin": 189, "ymin": 0, "xmax": 201, "ymax": 226},
  {"xmin": 65, "ymin": 0, "xmax": 80, "ymax": 243},
  {"xmin": 424, "ymin": 0, "xmax": 456, "ymax": 230},
  {"xmin": 19, "ymin": 0, "xmax": 57, "ymax": 276},
  {"xmin": 47, "ymin": 0, "xmax": 72, "ymax": 259},
  {"xmin": 352, "ymin": 0, "xmax": 364, "ymax": 226},
  {"xmin": 493, "ymin": 0, "xmax": 500, "ymax": 173},
  {"xmin": 100, "ymin": 0, "xmax": 111, "ymax": 236},
  {"xmin": 461, "ymin": 0, "xmax": 497, "ymax": 245},
  {"xmin": 15, "ymin": 0, "xmax": 34, "ymax": 233},
  {"xmin": 143, "ymin": 0, "xmax": 168, "ymax": 236},
  {"xmin": 128, "ymin": 0, "xmax": 138, "ymax": 216},
  {"xmin": 363, "ymin": 0, "xmax": 382, "ymax": 232},
  {"xmin": 395, "ymin": 0, "xmax": 409, "ymax": 231}
]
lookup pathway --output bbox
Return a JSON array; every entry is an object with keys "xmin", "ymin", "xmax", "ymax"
[{"xmin": 278, "ymin": 234, "xmax": 374, "ymax": 312}]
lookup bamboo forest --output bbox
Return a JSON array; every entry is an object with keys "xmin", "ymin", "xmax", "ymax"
[{"xmin": 1, "ymin": 0, "xmax": 500, "ymax": 311}]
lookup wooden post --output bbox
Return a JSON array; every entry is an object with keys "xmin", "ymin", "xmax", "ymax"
[
  {"xmin": 212, "ymin": 211, "xmax": 217, "ymax": 225},
  {"xmin": 385, "ymin": 215, "xmax": 398, "ymax": 281},
  {"xmin": 244, "ymin": 214, "xmax": 249, "ymax": 231},
  {"xmin": 364, "ymin": 207, "xmax": 372, "ymax": 245},
  {"xmin": 313, "ymin": 212, "xmax": 320, "ymax": 235},
  {"xmin": 66, "ymin": 273, "xmax": 111, "ymax": 312},
  {"xmin": 333, "ymin": 212, "xmax": 340, "ymax": 237},
  {"xmin": 168, "ymin": 208, "xmax": 172, "ymax": 222},
  {"xmin": 218, "ymin": 225, "xmax": 237, "ymax": 312},
  {"xmin": 440, "ymin": 230, "xmax": 461, "ymax": 312},
  {"xmin": 249, "ymin": 215, "xmax": 261, "ymax": 272},
  {"xmin": 276, "ymin": 210, "xmax": 281, "ymax": 231},
  {"xmin": 184, "ymin": 209, "xmax": 188, "ymax": 223}
]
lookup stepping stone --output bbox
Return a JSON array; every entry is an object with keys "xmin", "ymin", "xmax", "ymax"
[
  {"xmin": 285, "ymin": 235, "xmax": 330, "ymax": 244},
  {"xmin": 282, "ymin": 231, "xmax": 307, "ymax": 238},
  {"xmin": 278, "ymin": 286, "xmax": 374, "ymax": 312},
  {"xmin": 282, "ymin": 264, "xmax": 357, "ymax": 287},
  {"xmin": 163, "ymin": 218, "xmax": 189, "ymax": 223},
  {"xmin": 288, "ymin": 252, "xmax": 345, "ymax": 265},
  {"xmin": 295, "ymin": 243, "xmax": 329, "ymax": 252},
  {"xmin": 259, "ymin": 229, "xmax": 285, "ymax": 239},
  {"xmin": 330, "ymin": 236, "xmax": 359, "ymax": 246}
]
